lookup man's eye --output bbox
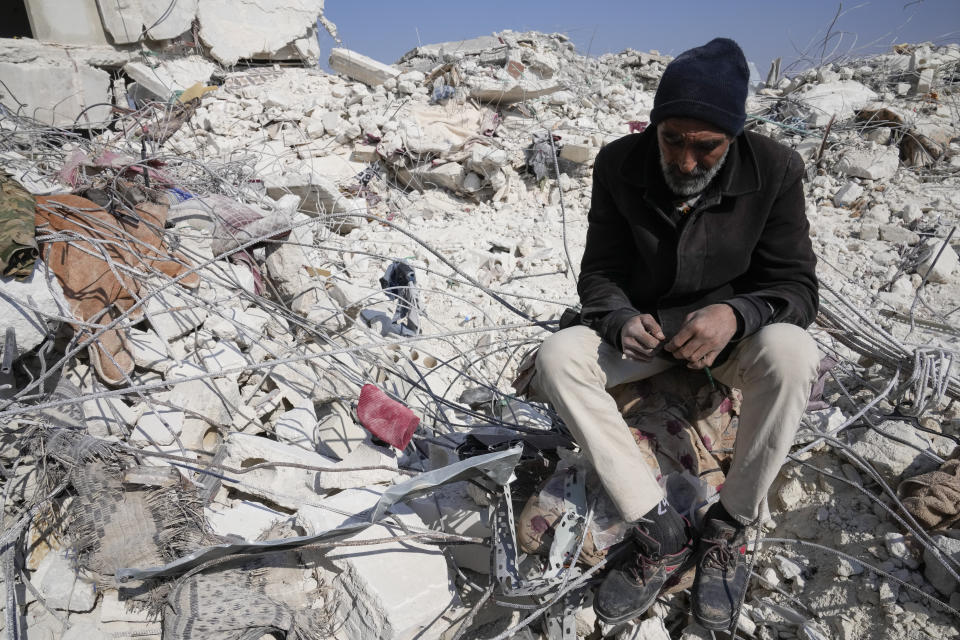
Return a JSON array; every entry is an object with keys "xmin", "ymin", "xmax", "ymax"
[
  {"xmin": 663, "ymin": 135, "xmax": 683, "ymax": 146},
  {"xmin": 695, "ymin": 141, "xmax": 721, "ymax": 153}
]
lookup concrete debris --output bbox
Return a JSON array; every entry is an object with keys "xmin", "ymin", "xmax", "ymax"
[
  {"xmin": 96, "ymin": 0, "xmax": 197, "ymax": 44},
  {"xmin": 329, "ymin": 48, "xmax": 401, "ymax": 87},
  {"xmin": 0, "ymin": 25, "xmax": 959, "ymax": 640}
]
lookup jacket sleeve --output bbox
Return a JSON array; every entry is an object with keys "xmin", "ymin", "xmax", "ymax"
[
  {"xmin": 724, "ymin": 150, "xmax": 819, "ymax": 338},
  {"xmin": 577, "ymin": 148, "xmax": 641, "ymax": 349}
]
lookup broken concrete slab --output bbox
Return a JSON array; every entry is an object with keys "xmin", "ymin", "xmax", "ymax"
[
  {"xmin": 123, "ymin": 56, "xmax": 216, "ymax": 100},
  {"xmin": 917, "ymin": 237, "xmax": 960, "ymax": 284},
  {"xmin": 221, "ymin": 432, "xmax": 337, "ymax": 509},
  {"xmin": 26, "ymin": 0, "xmax": 110, "ymax": 46},
  {"xmin": 197, "ymin": 0, "xmax": 325, "ymax": 66},
  {"xmin": 145, "ymin": 284, "xmax": 208, "ymax": 341},
  {"xmin": 205, "ymin": 499, "xmax": 293, "ymax": 541},
  {"xmin": 793, "ymin": 80, "xmax": 878, "ymax": 126},
  {"xmin": 923, "ymin": 534, "xmax": 960, "ymax": 595},
  {"xmin": 837, "ymin": 147, "xmax": 900, "ymax": 180},
  {"xmin": 263, "ymin": 170, "xmax": 365, "ymax": 234},
  {"xmin": 131, "ymin": 397, "xmax": 184, "ymax": 447},
  {"xmin": 848, "ymin": 421, "xmax": 936, "ymax": 478},
  {"xmin": 298, "ymin": 487, "xmax": 456, "ymax": 640},
  {"xmin": 315, "ymin": 440, "xmax": 401, "ymax": 490},
  {"xmin": 314, "ymin": 400, "xmax": 368, "ymax": 459},
  {"xmin": 83, "ymin": 396, "xmax": 143, "ymax": 438},
  {"xmin": 32, "ymin": 548, "xmax": 97, "ymax": 612},
  {"xmin": 0, "ymin": 261, "xmax": 66, "ymax": 359},
  {"xmin": 274, "ymin": 404, "xmax": 320, "ymax": 451},
  {"xmin": 128, "ymin": 328, "xmax": 176, "ymax": 373},
  {"xmin": 329, "ymin": 48, "xmax": 401, "ymax": 87},
  {"xmin": 96, "ymin": 0, "xmax": 196, "ymax": 43},
  {"xmin": 833, "ymin": 181, "xmax": 864, "ymax": 207},
  {"xmin": 408, "ymin": 483, "xmax": 492, "ymax": 574},
  {"xmin": 467, "ymin": 76, "xmax": 561, "ymax": 104},
  {"xmin": 0, "ymin": 46, "xmax": 111, "ymax": 127}
]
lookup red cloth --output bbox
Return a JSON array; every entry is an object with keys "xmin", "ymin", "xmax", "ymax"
[{"xmin": 357, "ymin": 384, "xmax": 420, "ymax": 450}]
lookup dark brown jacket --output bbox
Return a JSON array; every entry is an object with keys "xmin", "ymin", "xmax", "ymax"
[{"xmin": 578, "ymin": 127, "xmax": 818, "ymax": 355}]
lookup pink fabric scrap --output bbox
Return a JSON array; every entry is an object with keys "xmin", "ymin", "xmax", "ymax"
[{"xmin": 356, "ymin": 384, "xmax": 420, "ymax": 450}]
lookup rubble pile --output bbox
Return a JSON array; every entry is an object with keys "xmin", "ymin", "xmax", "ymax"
[{"xmin": 1, "ymin": 27, "xmax": 960, "ymax": 640}]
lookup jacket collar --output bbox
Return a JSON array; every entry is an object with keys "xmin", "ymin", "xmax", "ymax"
[{"xmin": 617, "ymin": 126, "xmax": 762, "ymax": 198}]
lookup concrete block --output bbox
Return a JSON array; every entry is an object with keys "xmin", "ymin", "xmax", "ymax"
[
  {"xmin": 795, "ymin": 80, "xmax": 878, "ymax": 125},
  {"xmin": 97, "ymin": 0, "xmax": 196, "ymax": 43},
  {"xmin": 916, "ymin": 68, "xmax": 935, "ymax": 94},
  {"xmin": 560, "ymin": 141, "xmax": 598, "ymax": 165},
  {"xmin": 197, "ymin": 0, "xmax": 325, "ymax": 65},
  {"xmin": 848, "ymin": 420, "xmax": 935, "ymax": 478},
  {"xmin": 26, "ymin": 0, "xmax": 109, "ymax": 45},
  {"xmin": 833, "ymin": 181, "xmax": 864, "ymax": 207},
  {"xmin": 0, "ymin": 49, "xmax": 111, "ymax": 128},
  {"xmin": 924, "ymin": 535, "xmax": 960, "ymax": 595},
  {"xmin": 837, "ymin": 147, "xmax": 899, "ymax": 180},
  {"xmin": 329, "ymin": 48, "xmax": 400, "ymax": 87},
  {"xmin": 123, "ymin": 56, "xmax": 215, "ymax": 99},
  {"xmin": 83, "ymin": 396, "xmax": 142, "ymax": 438},
  {"xmin": 205, "ymin": 499, "xmax": 292, "ymax": 541},
  {"xmin": 0, "ymin": 261, "xmax": 65, "ymax": 359},
  {"xmin": 315, "ymin": 400, "xmax": 368, "ymax": 459},
  {"xmin": 917, "ymin": 238, "xmax": 960, "ymax": 284},
  {"xmin": 315, "ymin": 440, "xmax": 401, "ymax": 490},
  {"xmin": 128, "ymin": 328, "xmax": 175, "ymax": 373},
  {"xmin": 275, "ymin": 404, "xmax": 320, "ymax": 451},
  {"xmin": 221, "ymin": 432, "xmax": 337, "ymax": 509},
  {"xmin": 421, "ymin": 162, "xmax": 464, "ymax": 192},
  {"xmin": 467, "ymin": 76, "xmax": 561, "ymax": 104},
  {"xmin": 350, "ymin": 144, "xmax": 378, "ymax": 163},
  {"xmin": 298, "ymin": 488, "xmax": 456, "ymax": 640},
  {"xmin": 132, "ymin": 397, "xmax": 183, "ymax": 447},
  {"xmin": 167, "ymin": 362, "xmax": 243, "ymax": 426},
  {"xmin": 32, "ymin": 549, "xmax": 97, "ymax": 612},
  {"xmin": 408, "ymin": 483, "xmax": 492, "ymax": 574},
  {"xmin": 145, "ymin": 284, "xmax": 207, "ymax": 341}
]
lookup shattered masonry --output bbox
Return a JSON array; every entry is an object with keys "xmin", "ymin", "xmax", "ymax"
[{"xmin": 1, "ymin": 8, "xmax": 960, "ymax": 640}]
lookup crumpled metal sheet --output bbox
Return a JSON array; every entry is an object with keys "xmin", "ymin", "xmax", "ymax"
[{"xmin": 117, "ymin": 445, "xmax": 523, "ymax": 582}]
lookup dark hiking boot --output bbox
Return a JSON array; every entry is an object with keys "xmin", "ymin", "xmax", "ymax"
[
  {"xmin": 594, "ymin": 524, "xmax": 694, "ymax": 625},
  {"xmin": 691, "ymin": 518, "xmax": 749, "ymax": 630}
]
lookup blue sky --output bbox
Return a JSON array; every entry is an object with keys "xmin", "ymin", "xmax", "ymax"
[{"xmin": 318, "ymin": 0, "xmax": 959, "ymax": 74}]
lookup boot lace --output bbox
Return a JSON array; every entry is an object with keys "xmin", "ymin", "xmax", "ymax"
[{"xmin": 701, "ymin": 535, "xmax": 737, "ymax": 571}]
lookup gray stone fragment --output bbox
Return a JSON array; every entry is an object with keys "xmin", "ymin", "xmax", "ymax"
[
  {"xmin": 923, "ymin": 535, "xmax": 960, "ymax": 595},
  {"xmin": 329, "ymin": 48, "xmax": 400, "ymax": 87}
]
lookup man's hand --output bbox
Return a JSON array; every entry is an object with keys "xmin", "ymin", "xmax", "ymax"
[
  {"xmin": 621, "ymin": 314, "xmax": 666, "ymax": 361},
  {"xmin": 664, "ymin": 304, "xmax": 737, "ymax": 369}
]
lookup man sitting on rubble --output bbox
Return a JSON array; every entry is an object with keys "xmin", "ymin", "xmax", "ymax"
[{"xmin": 530, "ymin": 38, "xmax": 820, "ymax": 629}]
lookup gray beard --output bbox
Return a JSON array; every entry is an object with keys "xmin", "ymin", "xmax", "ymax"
[{"xmin": 660, "ymin": 144, "xmax": 730, "ymax": 197}]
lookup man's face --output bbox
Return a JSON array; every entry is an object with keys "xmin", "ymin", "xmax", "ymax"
[{"xmin": 657, "ymin": 117, "xmax": 732, "ymax": 197}]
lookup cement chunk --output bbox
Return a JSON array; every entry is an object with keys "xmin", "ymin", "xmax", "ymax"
[
  {"xmin": 298, "ymin": 488, "xmax": 456, "ymax": 640},
  {"xmin": 205, "ymin": 499, "xmax": 292, "ymax": 541},
  {"xmin": 837, "ymin": 147, "xmax": 900, "ymax": 180},
  {"xmin": 924, "ymin": 535, "xmax": 960, "ymax": 595},
  {"xmin": 198, "ymin": 0, "xmax": 325, "ymax": 65},
  {"xmin": 32, "ymin": 549, "xmax": 97, "ymax": 612},
  {"xmin": 848, "ymin": 421, "xmax": 934, "ymax": 478},
  {"xmin": 0, "ymin": 47, "xmax": 111, "ymax": 127},
  {"xmin": 917, "ymin": 238, "xmax": 960, "ymax": 284},
  {"xmin": 329, "ymin": 48, "xmax": 400, "ymax": 87},
  {"xmin": 315, "ymin": 441, "xmax": 400, "ymax": 490},
  {"xmin": 97, "ymin": 0, "xmax": 196, "ymax": 43},
  {"xmin": 221, "ymin": 432, "xmax": 336, "ymax": 509}
]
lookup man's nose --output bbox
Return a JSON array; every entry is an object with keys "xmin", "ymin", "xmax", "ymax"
[{"xmin": 678, "ymin": 148, "xmax": 698, "ymax": 173}]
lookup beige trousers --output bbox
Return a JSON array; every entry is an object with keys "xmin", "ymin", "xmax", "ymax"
[{"xmin": 531, "ymin": 323, "xmax": 820, "ymax": 525}]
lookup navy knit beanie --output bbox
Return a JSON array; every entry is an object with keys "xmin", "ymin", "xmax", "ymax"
[{"xmin": 650, "ymin": 38, "xmax": 749, "ymax": 137}]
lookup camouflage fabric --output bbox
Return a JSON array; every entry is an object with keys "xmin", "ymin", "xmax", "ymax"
[{"xmin": 0, "ymin": 172, "xmax": 38, "ymax": 279}]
